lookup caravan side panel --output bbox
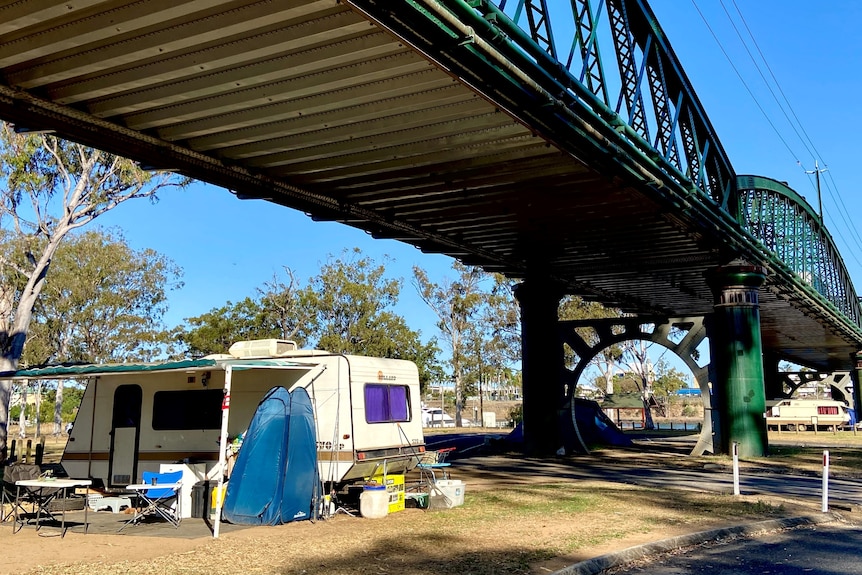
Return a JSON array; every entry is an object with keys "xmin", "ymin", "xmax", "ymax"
[{"xmin": 62, "ymin": 366, "xmax": 311, "ymax": 488}]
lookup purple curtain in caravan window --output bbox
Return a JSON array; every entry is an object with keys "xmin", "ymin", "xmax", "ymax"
[
  {"xmin": 365, "ymin": 384, "xmax": 410, "ymax": 423},
  {"xmin": 365, "ymin": 384, "xmax": 388, "ymax": 423},
  {"xmin": 388, "ymin": 386, "xmax": 409, "ymax": 421}
]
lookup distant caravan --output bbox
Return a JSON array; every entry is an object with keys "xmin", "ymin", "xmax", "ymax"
[{"xmin": 765, "ymin": 399, "xmax": 850, "ymax": 432}]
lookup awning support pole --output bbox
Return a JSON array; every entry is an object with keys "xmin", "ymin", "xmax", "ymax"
[{"xmin": 213, "ymin": 365, "xmax": 233, "ymax": 539}]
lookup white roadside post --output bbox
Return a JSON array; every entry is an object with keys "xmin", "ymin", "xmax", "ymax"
[
  {"xmin": 822, "ymin": 450, "xmax": 830, "ymax": 513},
  {"xmin": 213, "ymin": 364, "xmax": 233, "ymax": 539},
  {"xmin": 732, "ymin": 442, "xmax": 740, "ymax": 496}
]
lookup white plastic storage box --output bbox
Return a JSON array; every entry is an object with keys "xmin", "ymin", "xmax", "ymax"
[{"xmin": 428, "ymin": 480, "xmax": 465, "ymax": 509}]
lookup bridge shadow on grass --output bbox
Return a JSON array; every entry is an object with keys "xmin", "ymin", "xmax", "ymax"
[
  {"xmin": 274, "ymin": 485, "xmax": 792, "ymax": 575},
  {"xmin": 275, "ymin": 531, "xmax": 554, "ymax": 575}
]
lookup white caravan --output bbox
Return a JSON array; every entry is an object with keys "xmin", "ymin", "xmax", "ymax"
[
  {"xmin": 7, "ymin": 340, "xmax": 426, "ymax": 491},
  {"xmin": 765, "ymin": 398, "xmax": 850, "ymax": 431}
]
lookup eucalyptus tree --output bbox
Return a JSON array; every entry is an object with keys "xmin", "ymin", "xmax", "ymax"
[
  {"xmin": 21, "ymin": 229, "xmax": 182, "ymax": 435},
  {"xmin": 180, "ymin": 298, "xmax": 277, "ymax": 358},
  {"xmin": 0, "ymin": 122, "xmax": 188, "ymax": 458},
  {"xmin": 303, "ymin": 249, "xmax": 440, "ymax": 388},
  {"xmin": 303, "ymin": 248, "xmax": 401, "ymax": 354},
  {"xmin": 413, "ymin": 262, "xmax": 485, "ymax": 426},
  {"xmin": 176, "ymin": 250, "xmax": 441, "ymax": 389},
  {"xmin": 25, "ymin": 229, "xmax": 182, "ymax": 365},
  {"xmin": 257, "ymin": 266, "xmax": 309, "ymax": 345}
]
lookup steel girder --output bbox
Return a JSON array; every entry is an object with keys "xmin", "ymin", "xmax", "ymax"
[
  {"xmin": 452, "ymin": 0, "xmax": 861, "ymax": 338},
  {"xmin": 737, "ymin": 175, "xmax": 861, "ymax": 327},
  {"xmin": 558, "ymin": 316, "xmax": 715, "ymax": 455},
  {"xmin": 471, "ymin": 0, "xmax": 737, "ymax": 225}
]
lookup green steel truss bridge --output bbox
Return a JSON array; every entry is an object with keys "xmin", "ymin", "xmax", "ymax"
[{"xmin": 1, "ymin": 1, "xmax": 860, "ymax": 452}]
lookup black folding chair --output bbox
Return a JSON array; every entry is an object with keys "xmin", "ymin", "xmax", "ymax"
[{"xmin": 1, "ymin": 463, "xmax": 43, "ymax": 526}]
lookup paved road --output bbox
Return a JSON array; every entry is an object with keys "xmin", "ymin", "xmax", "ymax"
[
  {"xmin": 431, "ymin": 432, "xmax": 861, "ymax": 509},
  {"xmin": 432, "ymin": 432, "xmax": 862, "ymax": 574},
  {"xmin": 451, "ymin": 452, "xmax": 860, "ymax": 511},
  {"xmin": 613, "ymin": 523, "xmax": 862, "ymax": 574}
]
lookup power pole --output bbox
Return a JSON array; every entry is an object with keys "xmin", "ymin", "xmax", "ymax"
[{"xmin": 804, "ymin": 160, "xmax": 828, "ymax": 222}]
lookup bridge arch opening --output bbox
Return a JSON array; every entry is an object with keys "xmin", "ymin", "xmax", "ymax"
[{"xmin": 559, "ymin": 317, "xmax": 715, "ymax": 455}]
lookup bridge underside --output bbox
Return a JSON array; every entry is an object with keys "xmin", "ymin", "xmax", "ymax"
[{"xmin": 0, "ymin": 0, "xmax": 857, "ymax": 370}]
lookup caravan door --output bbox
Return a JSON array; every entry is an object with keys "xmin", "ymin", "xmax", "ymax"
[{"xmin": 108, "ymin": 384, "xmax": 142, "ymax": 487}]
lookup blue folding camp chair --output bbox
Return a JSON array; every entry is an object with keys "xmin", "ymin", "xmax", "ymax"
[
  {"xmin": 417, "ymin": 447, "xmax": 455, "ymax": 484},
  {"xmin": 120, "ymin": 470, "xmax": 183, "ymax": 531}
]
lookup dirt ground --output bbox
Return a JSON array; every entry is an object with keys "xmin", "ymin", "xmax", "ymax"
[{"xmin": 0, "ymin": 444, "xmax": 830, "ymax": 575}]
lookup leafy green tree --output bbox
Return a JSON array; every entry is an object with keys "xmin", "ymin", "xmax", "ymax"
[
  {"xmin": 18, "ymin": 229, "xmax": 182, "ymax": 435},
  {"xmin": 176, "ymin": 250, "xmax": 442, "ymax": 389},
  {"xmin": 485, "ymin": 274, "xmax": 521, "ymax": 366},
  {"xmin": 0, "ymin": 123, "xmax": 188, "ymax": 458},
  {"xmin": 179, "ymin": 266, "xmax": 312, "ymax": 357},
  {"xmin": 652, "ymin": 358, "xmax": 689, "ymax": 397},
  {"xmin": 180, "ymin": 298, "xmax": 276, "ymax": 357},
  {"xmin": 304, "ymin": 249, "xmax": 440, "ymax": 388},
  {"xmin": 413, "ymin": 262, "xmax": 485, "ymax": 426},
  {"xmin": 456, "ymin": 274, "xmax": 522, "ymax": 424},
  {"xmin": 303, "ymin": 249, "xmax": 400, "ymax": 352},
  {"xmin": 24, "ymin": 229, "xmax": 182, "ymax": 365}
]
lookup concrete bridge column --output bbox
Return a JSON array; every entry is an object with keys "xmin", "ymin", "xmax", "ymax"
[
  {"xmin": 513, "ymin": 280, "xmax": 565, "ymax": 456},
  {"xmin": 706, "ymin": 263, "xmax": 768, "ymax": 457}
]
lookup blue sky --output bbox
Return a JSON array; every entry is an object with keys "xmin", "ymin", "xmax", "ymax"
[
  {"xmin": 649, "ymin": 0, "xmax": 862, "ymax": 273},
  {"xmin": 93, "ymin": 1, "xmax": 862, "ymax": 359},
  {"xmin": 94, "ymin": 184, "xmax": 457, "ymax": 343}
]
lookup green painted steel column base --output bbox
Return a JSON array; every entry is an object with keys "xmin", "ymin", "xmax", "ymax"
[{"xmin": 707, "ymin": 262, "xmax": 768, "ymax": 458}]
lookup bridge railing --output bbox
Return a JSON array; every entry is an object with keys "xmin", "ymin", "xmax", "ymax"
[
  {"xmin": 424, "ymin": 1, "xmax": 861, "ymax": 329},
  {"xmin": 737, "ymin": 175, "xmax": 862, "ymax": 325},
  {"xmin": 478, "ymin": 0, "xmax": 737, "ymax": 214},
  {"xmin": 472, "ymin": 1, "xmax": 861, "ymax": 328}
]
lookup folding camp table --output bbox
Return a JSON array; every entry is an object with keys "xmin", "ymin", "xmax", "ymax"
[{"xmin": 14, "ymin": 478, "xmax": 91, "ymax": 536}]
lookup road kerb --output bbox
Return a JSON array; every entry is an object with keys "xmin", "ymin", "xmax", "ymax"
[{"xmin": 550, "ymin": 514, "xmax": 840, "ymax": 575}]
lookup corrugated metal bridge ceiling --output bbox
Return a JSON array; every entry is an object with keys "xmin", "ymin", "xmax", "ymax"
[{"xmin": 0, "ymin": 0, "xmax": 856, "ymax": 369}]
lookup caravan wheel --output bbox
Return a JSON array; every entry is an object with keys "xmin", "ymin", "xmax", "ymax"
[{"xmin": 785, "ymin": 424, "xmax": 797, "ymax": 432}]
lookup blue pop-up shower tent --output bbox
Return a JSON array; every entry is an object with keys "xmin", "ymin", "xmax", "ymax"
[{"xmin": 222, "ymin": 386, "xmax": 320, "ymax": 525}]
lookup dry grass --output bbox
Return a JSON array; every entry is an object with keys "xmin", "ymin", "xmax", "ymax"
[
  {"xmin": 5, "ymin": 429, "xmax": 859, "ymax": 575},
  {"xmin": 14, "ymin": 480, "xmax": 801, "ymax": 575}
]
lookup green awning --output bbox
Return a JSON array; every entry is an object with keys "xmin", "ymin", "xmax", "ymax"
[
  {"xmin": 1, "ymin": 359, "xmax": 218, "ymax": 380},
  {"xmin": 0, "ymin": 357, "xmax": 314, "ymax": 380}
]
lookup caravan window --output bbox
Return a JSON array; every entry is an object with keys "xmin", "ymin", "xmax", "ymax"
[
  {"xmin": 364, "ymin": 384, "xmax": 410, "ymax": 423},
  {"xmin": 152, "ymin": 389, "xmax": 223, "ymax": 430}
]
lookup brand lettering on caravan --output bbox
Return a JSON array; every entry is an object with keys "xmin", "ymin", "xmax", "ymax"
[{"xmin": 377, "ymin": 370, "xmax": 396, "ymax": 382}]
